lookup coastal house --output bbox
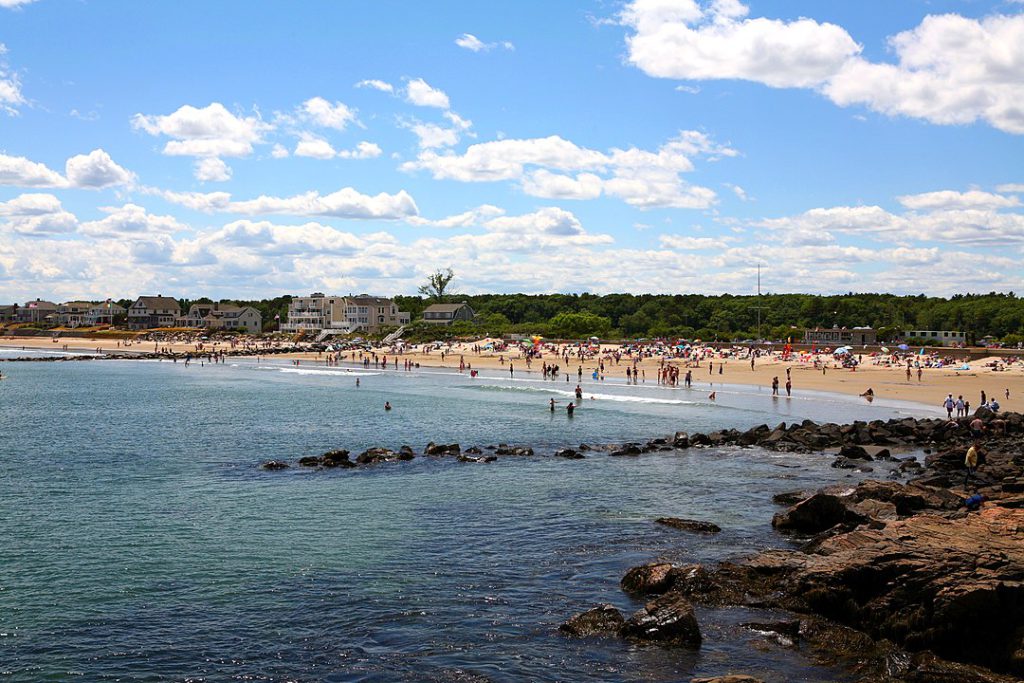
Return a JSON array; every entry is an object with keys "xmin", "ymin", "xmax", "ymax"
[
  {"xmin": 902, "ymin": 330, "xmax": 966, "ymax": 347},
  {"xmin": 282, "ymin": 293, "xmax": 409, "ymax": 334},
  {"xmin": 127, "ymin": 295, "xmax": 181, "ymax": 329},
  {"xmin": 422, "ymin": 302, "xmax": 475, "ymax": 326},
  {"xmin": 17, "ymin": 299, "xmax": 58, "ymax": 324},
  {"xmin": 181, "ymin": 302, "xmax": 262, "ymax": 333},
  {"xmin": 57, "ymin": 301, "xmax": 94, "ymax": 327},
  {"xmin": 0, "ymin": 304, "xmax": 17, "ymax": 322},
  {"xmin": 84, "ymin": 301, "xmax": 126, "ymax": 326},
  {"xmin": 803, "ymin": 326, "xmax": 876, "ymax": 346}
]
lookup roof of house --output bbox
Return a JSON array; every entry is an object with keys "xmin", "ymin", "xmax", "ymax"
[
  {"xmin": 24, "ymin": 299, "xmax": 58, "ymax": 309},
  {"xmin": 134, "ymin": 296, "xmax": 181, "ymax": 311},
  {"xmin": 423, "ymin": 302, "xmax": 472, "ymax": 313},
  {"xmin": 348, "ymin": 295, "xmax": 395, "ymax": 306}
]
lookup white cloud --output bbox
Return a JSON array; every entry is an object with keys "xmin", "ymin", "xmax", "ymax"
[
  {"xmin": 0, "ymin": 193, "xmax": 77, "ymax": 235},
  {"xmin": 294, "ymin": 135, "xmax": 338, "ymax": 160},
  {"xmin": 132, "ymin": 102, "xmax": 271, "ymax": 157},
  {"xmin": 408, "ymin": 122, "xmax": 461, "ymax": 149},
  {"xmin": 80, "ymin": 204, "xmax": 188, "ymax": 239},
  {"xmin": 0, "ymin": 0, "xmax": 39, "ymax": 8},
  {"xmin": 0, "ymin": 44, "xmax": 25, "ymax": 115},
  {"xmin": 454, "ymin": 33, "xmax": 515, "ymax": 52},
  {"xmin": 300, "ymin": 96, "xmax": 357, "ymax": 130},
  {"xmin": 227, "ymin": 187, "xmax": 419, "ymax": 220},
  {"xmin": 402, "ymin": 131, "xmax": 727, "ymax": 209},
  {"xmin": 271, "ymin": 144, "xmax": 290, "ymax": 159},
  {"xmin": 337, "ymin": 141, "xmax": 382, "ymax": 159},
  {"xmin": 194, "ymin": 157, "xmax": 232, "ymax": 182},
  {"xmin": 1, "ymin": 149, "xmax": 134, "ymax": 189},
  {"xmin": 406, "ymin": 78, "xmax": 451, "ymax": 109},
  {"xmin": 725, "ymin": 183, "xmax": 749, "ymax": 201},
  {"xmin": 294, "ymin": 136, "xmax": 382, "ymax": 159},
  {"xmin": 0, "ymin": 153, "xmax": 68, "ymax": 187},
  {"xmin": 621, "ymin": 1, "xmax": 1024, "ymax": 134},
  {"xmin": 659, "ymin": 234, "xmax": 736, "ymax": 249},
  {"xmin": 622, "ymin": 0, "xmax": 859, "ymax": 88},
  {"xmin": 897, "ymin": 190, "xmax": 1019, "ymax": 211},
  {"xmin": 407, "ymin": 204, "xmax": 506, "ymax": 228},
  {"xmin": 147, "ymin": 188, "xmax": 232, "ymax": 212},
  {"xmin": 64, "ymin": 149, "xmax": 136, "ymax": 188},
  {"xmin": 995, "ymin": 183, "xmax": 1024, "ymax": 193},
  {"xmin": 355, "ymin": 79, "xmax": 395, "ymax": 93},
  {"xmin": 207, "ymin": 219, "xmax": 395, "ymax": 257},
  {"xmin": 522, "ymin": 170, "xmax": 604, "ymax": 200}
]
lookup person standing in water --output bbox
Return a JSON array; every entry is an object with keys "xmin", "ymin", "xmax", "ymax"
[
  {"xmin": 566, "ymin": 401, "xmax": 575, "ymax": 416},
  {"xmin": 549, "ymin": 398, "xmax": 555, "ymax": 412}
]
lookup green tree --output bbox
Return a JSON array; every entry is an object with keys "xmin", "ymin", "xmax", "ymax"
[{"xmin": 418, "ymin": 268, "xmax": 456, "ymax": 301}]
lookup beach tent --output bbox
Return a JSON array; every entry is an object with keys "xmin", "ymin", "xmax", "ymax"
[
  {"xmin": 833, "ymin": 346, "xmax": 853, "ymax": 355},
  {"xmin": 897, "ymin": 344, "xmax": 910, "ymax": 351}
]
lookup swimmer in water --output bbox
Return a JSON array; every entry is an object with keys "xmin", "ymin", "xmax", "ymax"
[
  {"xmin": 384, "ymin": 401, "xmax": 392, "ymax": 411},
  {"xmin": 708, "ymin": 391, "xmax": 716, "ymax": 400},
  {"xmin": 549, "ymin": 398, "xmax": 555, "ymax": 412}
]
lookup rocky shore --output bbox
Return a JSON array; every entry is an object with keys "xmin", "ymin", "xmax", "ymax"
[{"xmin": 558, "ymin": 409, "xmax": 1024, "ymax": 683}]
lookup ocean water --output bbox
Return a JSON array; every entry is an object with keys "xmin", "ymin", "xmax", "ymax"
[{"xmin": 0, "ymin": 357, "xmax": 930, "ymax": 682}]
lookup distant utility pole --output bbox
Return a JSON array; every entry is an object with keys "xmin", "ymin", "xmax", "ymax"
[{"xmin": 751, "ymin": 263, "xmax": 765, "ymax": 340}]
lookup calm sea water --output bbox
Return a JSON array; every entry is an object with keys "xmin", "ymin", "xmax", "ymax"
[{"xmin": 0, "ymin": 356, "xmax": 930, "ymax": 682}]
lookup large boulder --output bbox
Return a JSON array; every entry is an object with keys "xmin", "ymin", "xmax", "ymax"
[
  {"xmin": 772, "ymin": 492, "xmax": 864, "ymax": 534},
  {"xmin": 656, "ymin": 517, "xmax": 721, "ymax": 534},
  {"xmin": 619, "ymin": 592, "xmax": 702, "ymax": 646},
  {"xmin": 559, "ymin": 604, "xmax": 625, "ymax": 637},
  {"xmin": 621, "ymin": 562, "xmax": 676, "ymax": 596}
]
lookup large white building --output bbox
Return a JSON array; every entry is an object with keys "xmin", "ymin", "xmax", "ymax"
[{"xmin": 282, "ymin": 293, "xmax": 409, "ymax": 334}]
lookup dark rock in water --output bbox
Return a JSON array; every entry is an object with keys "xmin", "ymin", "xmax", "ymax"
[
  {"xmin": 464, "ymin": 446, "xmax": 482, "ymax": 455},
  {"xmin": 839, "ymin": 444, "xmax": 872, "ymax": 460},
  {"xmin": 673, "ymin": 431, "xmax": 690, "ymax": 448},
  {"xmin": 621, "ymin": 562, "xmax": 676, "ymax": 596},
  {"xmin": 691, "ymin": 677, "xmax": 765, "ymax": 683},
  {"xmin": 689, "ymin": 433, "xmax": 711, "ymax": 447},
  {"xmin": 656, "ymin": 517, "xmax": 721, "ymax": 534},
  {"xmin": 555, "ymin": 448, "xmax": 584, "ymax": 459},
  {"xmin": 558, "ymin": 604, "xmax": 625, "ymax": 637},
  {"xmin": 740, "ymin": 619, "xmax": 801, "ymax": 645},
  {"xmin": 772, "ymin": 492, "xmax": 864, "ymax": 534},
  {"xmin": 579, "ymin": 443, "xmax": 593, "ymax": 451},
  {"xmin": 773, "ymin": 490, "xmax": 808, "ymax": 506},
  {"xmin": 321, "ymin": 449, "xmax": 352, "ymax": 467},
  {"xmin": 397, "ymin": 445, "xmax": 415, "ymax": 460},
  {"xmin": 260, "ymin": 460, "xmax": 290, "ymax": 470},
  {"xmin": 297, "ymin": 456, "xmax": 322, "ymax": 467},
  {"xmin": 619, "ymin": 592, "xmax": 702, "ymax": 646},
  {"xmin": 425, "ymin": 442, "xmax": 460, "ymax": 456},
  {"xmin": 610, "ymin": 443, "xmax": 642, "ymax": 456},
  {"xmin": 831, "ymin": 456, "xmax": 860, "ymax": 470},
  {"xmin": 862, "ymin": 445, "xmax": 892, "ymax": 460},
  {"xmin": 356, "ymin": 447, "xmax": 395, "ymax": 464},
  {"xmin": 974, "ymin": 405, "xmax": 995, "ymax": 420},
  {"xmin": 495, "ymin": 445, "xmax": 533, "ymax": 456}
]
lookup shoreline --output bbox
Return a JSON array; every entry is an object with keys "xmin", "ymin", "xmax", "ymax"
[{"xmin": 3, "ymin": 335, "xmax": 1021, "ymax": 411}]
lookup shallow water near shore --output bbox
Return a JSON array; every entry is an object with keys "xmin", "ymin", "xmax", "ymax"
[{"xmin": 0, "ymin": 358, "xmax": 926, "ymax": 681}]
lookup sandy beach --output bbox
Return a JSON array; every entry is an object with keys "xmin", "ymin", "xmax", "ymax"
[{"xmin": 3, "ymin": 335, "xmax": 1022, "ymax": 412}]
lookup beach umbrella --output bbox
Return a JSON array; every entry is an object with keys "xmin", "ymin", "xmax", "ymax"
[
  {"xmin": 897, "ymin": 343, "xmax": 910, "ymax": 351},
  {"xmin": 880, "ymin": 347, "xmax": 890, "ymax": 353}
]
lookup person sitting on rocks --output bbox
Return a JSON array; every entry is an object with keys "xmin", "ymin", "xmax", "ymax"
[{"xmin": 969, "ymin": 417, "xmax": 986, "ymax": 438}]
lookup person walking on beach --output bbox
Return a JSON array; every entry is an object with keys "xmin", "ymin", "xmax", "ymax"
[
  {"xmin": 943, "ymin": 394, "xmax": 955, "ymax": 419},
  {"xmin": 981, "ymin": 390, "xmax": 987, "ymax": 406},
  {"xmin": 917, "ymin": 367, "xmax": 923, "ymax": 382},
  {"xmin": 771, "ymin": 376, "xmax": 779, "ymax": 396},
  {"xmin": 509, "ymin": 363, "xmax": 514, "ymax": 378},
  {"xmin": 955, "ymin": 395, "xmax": 965, "ymax": 418},
  {"xmin": 785, "ymin": 379, "xmax": 792, "ymax": 397}
]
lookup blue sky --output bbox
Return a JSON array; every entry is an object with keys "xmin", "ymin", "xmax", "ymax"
[{"xmin": 1, "ymin": 0, "xmax": 1023, "ymax": 302}]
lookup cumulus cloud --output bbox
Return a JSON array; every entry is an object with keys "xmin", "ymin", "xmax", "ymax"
[
  {"xmin": 194, "ymin": 157, "xmax": 232, "ymax": 182},
  {"xmin": 355, "ymin": 79, "xmax": 395, "ymax": 93},
  {"xmin": 294, "ymin": 135, "xmax": 382, "ymax": 160},
  {"xmin": 621, "ymin": 1, "xmax": 1024, "ymax": 134},
  {"xmin": 402, "ymin": 131, "xmax": 729, "ymax": 209},
  {"xmin": 206, "ymin": 219, "xmax": 395, "ymax": 257},
  {"xmin": 0, "ymin": 193, "xmax": 78, "ymax": 235},
  {"xmin": 0, "ymin": 153, "xmax": 68, "ymax": 187},
  {"xmin": 1, "ymin": 149, "xmax": 134, "ymax": 189},
  {"xmin": 0, "ymin": 0, "xmax": 39, "ymax": 8},
  {"xmin": 897, "ymin": 190, "xmax": 1020, "ymax": 211},
  {"xmin": 131, "ymin": 102, "xmax": 271, "ymax": 181},
  {"xmin": 65, "ymin": 149, "xmax": 136, "ymax": 188},
  {"xmin": 454, "ymin": 33, "xmax": 515, "ymax": 52},
  {"xmin": 659, "ymin": 234, "xmax": 737, "ymax": 250},
  {"xmin": 0, "ymin": 43, "xmax": 25, "ymax": 115},
  {"xmin": 300, "ymin": 96, "xmax": 357, "ymax": 130},
  {"xmin": 406, "ymin": 78, "xmax": 451, "ymax": 109},
  {"xmin": 337, "ymin": 141, "xmax": 382, "ymax": 159},
  {"xmin": 80, "ymin": 203, "xmax": 188, "ymax": 238},
  {"xmin": 226, "ymin": 187, "xmax": 419, "ymax": 220}
]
